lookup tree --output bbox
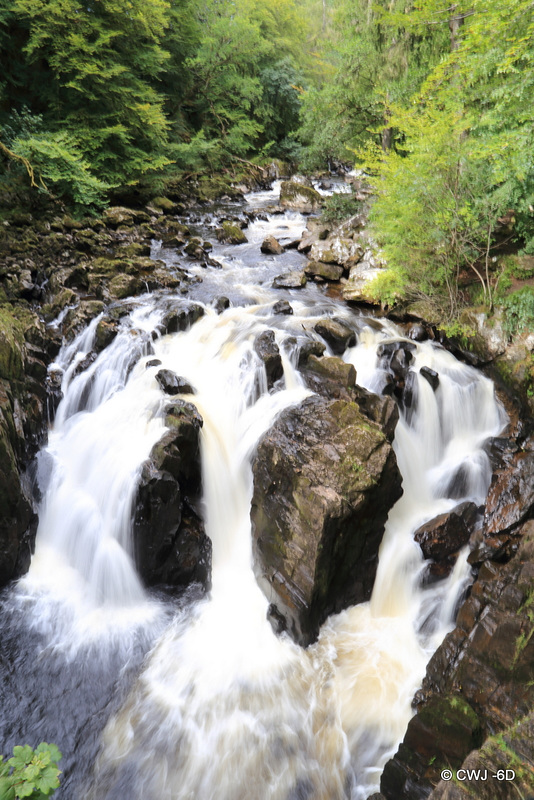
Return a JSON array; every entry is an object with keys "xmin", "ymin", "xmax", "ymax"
[
  {"xmin": 9, "ymin": 0, "xmax": 172, "ymax": 186},
  {"xmin": 298, "ymin": 0, "xmax": 449, "ymax": 168}
]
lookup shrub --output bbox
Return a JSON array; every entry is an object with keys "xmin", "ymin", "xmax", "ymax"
[{"xmin": 0, "ymin": 743, "xmax": 62, "ymax": 799}]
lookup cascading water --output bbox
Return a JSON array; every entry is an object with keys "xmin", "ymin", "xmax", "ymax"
[{"xmin": 0, "ymin": 181, "xmax": 506, "ymax": 800}]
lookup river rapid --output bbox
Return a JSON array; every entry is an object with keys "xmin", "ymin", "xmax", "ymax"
[{"xmin": 0, "ymin": 181, "xmax": 506, "ymax": 799}]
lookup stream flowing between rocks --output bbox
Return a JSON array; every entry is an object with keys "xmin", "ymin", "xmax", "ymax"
[{"xmin": 0, "ymin": 182, "xmax": 507, "ymax": 799}]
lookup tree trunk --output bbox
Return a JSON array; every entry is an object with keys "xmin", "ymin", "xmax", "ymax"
[{"xmin": 449, "ymin": 5, "xmax": 464, "ymax": 51}]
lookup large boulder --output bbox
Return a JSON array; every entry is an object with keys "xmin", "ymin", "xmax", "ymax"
[
  {"xmin": 251, "ymin": 392, "xmax": 402, "ymax": 646},
  {"xmin": 272, "ymin": 270, "xmax": 307, "ymax": 289},
  {"xmin": 309, "ymin": 237, "xmax": 364, "ymax": 267},
  {"xmin": 133, "ymin": 401, "xmax": 211, "ymax": 591},
  {"xmin": 279, "ymin": 181, "xmax": 322, "ymax": 213}
]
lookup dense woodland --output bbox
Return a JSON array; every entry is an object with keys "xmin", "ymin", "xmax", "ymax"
[{"xmin": 1, "ymin": 0, "xmax": 534, "ymax": 319}]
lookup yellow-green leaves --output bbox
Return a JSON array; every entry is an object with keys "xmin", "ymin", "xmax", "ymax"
[{"xmin": 0, "ymin": 743, "xmax": 62, "ymax": 799}]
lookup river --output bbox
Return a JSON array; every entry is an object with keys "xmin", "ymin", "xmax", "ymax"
[{"xmin": 0, "ymin": 180, "xmax": 506, "ymax": 799}]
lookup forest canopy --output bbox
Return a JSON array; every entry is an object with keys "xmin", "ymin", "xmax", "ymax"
[{"xmin": 1, "ymin": 0, "xmax": 533, "ymax": 316}]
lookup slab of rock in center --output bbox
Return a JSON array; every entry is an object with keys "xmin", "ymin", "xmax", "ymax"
[
  {"xmin": 251, "ymin": 394, "xmax": 402, "ymax": 645},
  {"xmin": 272, "ymin": 271, "xmax": 307, "ymax": 289},
  {"xmin": 156, "ymin": 369, "xmax": 195, "ymax": 395}
]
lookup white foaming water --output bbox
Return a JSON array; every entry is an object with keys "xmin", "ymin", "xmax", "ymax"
[
  {"xmin": 19, "ymin": 306, "xmax": 168, "ymax": 646},
  {"xmin": 80, "ymin": 308, "xmax": 505, "ymax": 800}
]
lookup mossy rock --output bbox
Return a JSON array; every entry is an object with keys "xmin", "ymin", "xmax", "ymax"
[
  {"xmin": 108, "ymin": 274, "xmax": 145, "ymax": 300},
  {"xmin": 0, "ymin": 306, "xmax": 25, "ymax": 381},
  {"xmin": 119, "ymin": 242, "xmax": 152, "ymax": 259},
  {"xmin": 150, "ymin": 196, "xmax": 176, "ymax": 212},
  {"xmin": 216, "ymin": 222, "xmax": 248, "ymax": 245},
  {"xmin": 279, "ymin": 181, "xmax": 322, "ymax": 213},
  {"xmin": 41, "ymin": 288, "xmax": 77, "ymax": 323}
]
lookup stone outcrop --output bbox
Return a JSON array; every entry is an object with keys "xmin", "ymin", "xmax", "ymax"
[
  {"xmin": 379, "ymin": 399, "xmax": 534, "ymax": 800},
  {"xmin": 133, "ymin": 400, "xmax": 211, "ymax": 591},
  {"xmin": 0, "ymin": 306, "xmax": 54, "ymax": 586},
  {"xmin": 381, "ymin": 522, "xmax": 534, "ymax": 799},
  {"xmin": 251, "ymin": 355, "xmax": 402, "ymax": 646}
]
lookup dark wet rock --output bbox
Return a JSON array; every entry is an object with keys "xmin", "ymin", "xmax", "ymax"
[
  {"xmin": 297, "ymin": 340, "xmax": 326, "ymax": 366},
  {"xmin": 155, "ymin": 370, "xmax": 195, "ymax": 396},
  {"xmin": 420, "ymin": 366, "xmax": 439, "ymax": 390},
  {"xmin": 279, "ymin": 181, "xmax": 322, "ymax": 214},
  {"xmin": 157, "ymin": 303, "xmax": 204, "ymax": 336},
  {"xmin": 381, "ymin": 696, "xmax": 482, "ymax": 800},
  {"xmin": 146, "ymin": 359, "xmax": 162, "ymax": 369},
  {"xmin": 215, "ymin": 222, "xmax": 248, "ymax": 245},
  {"xmin": 428, "ymin": 712, "xmax": 534, "ymax": 799},
  {"xmin": 254, "ymin": 330, "xmax": 283, "ymax": 390},
  {"xmin": 408, "ymin": 323, "xmax": 429, "ymax": 342},
  {"xmin": 94, "ymin": 317, "xmax": 119, "ymax": 353},
  {"xmin": 300, "ymin": 354, "xmax": 399, "ymax": 441},
  {"xmin": 45, "ymin": 368, "xmax": 63, "ymax": 421},
  {"xmin": 0, "ymin": 307, "xmax": 51, "ymax": 586},
  {"xmin": 251, "ymin": 393, "xmax": 402, "ymax": 646},
  {"xmin": 414, "ymin": 502, "xmax": 479, "ymax": 577},
  {"xmin": 380, "ymin": 522, "xmax": 534, "ymax": 800},
  {"xmin": 260, "ymin": 236, "xmax": 284, "ymax": 255},
  {"xmin": 0, "ymin": 415, "xmax": 36, "ymax": 586},
  {"xmin": 483, "ymin": 448, "xmax": 534, "ymax": 537},
  {"xmin": 201, "ymin": 255, "xmax": 222, "ymax": 269},
  {"xmin": 133, "ymin": 400, "xmax": 209, "ymax": 591},
  {"xmin": 314, "ymin": 318, "xmax": 357, "ymax": 355},
  {"xmin": 401, "ymin": 371, "xmax": 418, "ymax": 420},
  {"xmin": 214, "ymin": 296, "xmax": 230, "ymax": 314},
  {"xmin": 378, "ymin": 340, "xmax": 416, "ymax": 379},
  {"xmin": 272, "ymin": 271, "xmax": 307, "ymax": 289},
  {"xmin": 71, "ymin": 352, "xmax": 97, "ymax": 380},
  {"xmin": 304, "ymin": 261, "xmax": 344, "ymax": 281},
  {"xmin": 272, "ymin": 299, "xmax": 293, "ymax": 316}
]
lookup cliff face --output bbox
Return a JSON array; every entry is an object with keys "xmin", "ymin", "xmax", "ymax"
[{"xmin": 378, "ymin": 395, "xmax": 534, "ymax": 800}]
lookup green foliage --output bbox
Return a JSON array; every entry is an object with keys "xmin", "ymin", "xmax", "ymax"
[
  {"xmin": 12, "ymin": 131, "xmax": 108, "ymax": 207},
  {"xmin": 503, "ymin": 288, "xmax": 534, "ymax": 337},
  {"xmin": 0, "ymin": 0, "xmax": 314, "ymax": 201},
  {"xmin": 364, "ymin": 269, "xmax": 406, "ymax": 307},
  {"xmin": 321, "ymin": 191, "xmax": 361, "ymax": 223},
  {"xmin": 298, "ymin": 0, "xmax": 449, "ymax": 168},
  {"xmin": 0, "ymin": 743, "xmax": 62, "ymax": 799}
]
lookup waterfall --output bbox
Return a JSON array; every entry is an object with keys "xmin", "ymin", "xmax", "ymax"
[{"xmin": 0, "ymin": 182, "xmax": 506, "ymax": 799}]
